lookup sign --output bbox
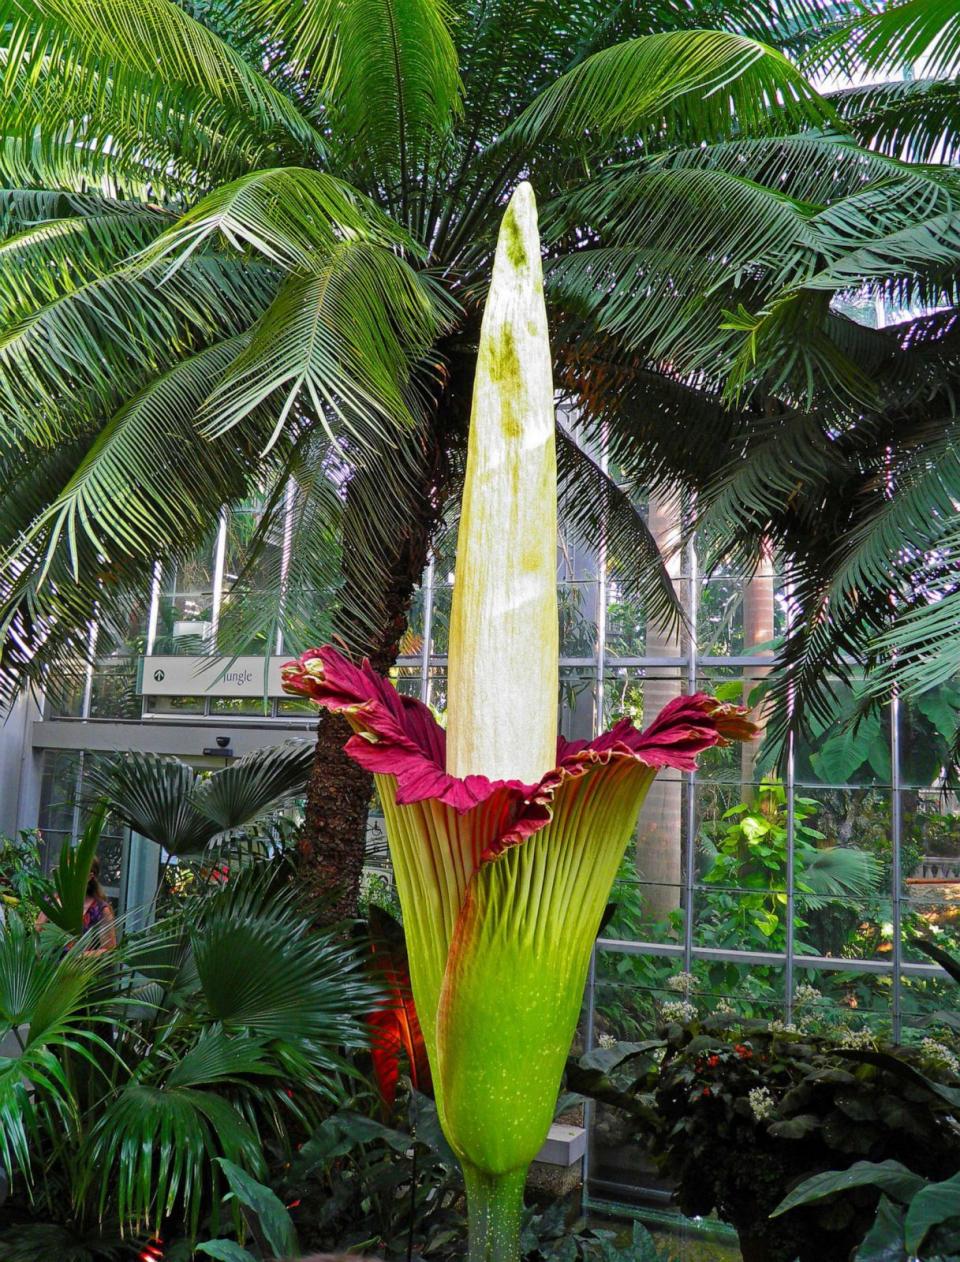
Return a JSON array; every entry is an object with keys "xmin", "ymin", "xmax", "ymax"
[{"xmin": 139, "ymin": 656, "xmax": 292, "ymax": 698}]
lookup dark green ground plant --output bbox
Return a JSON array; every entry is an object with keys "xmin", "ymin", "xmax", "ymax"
[
  {"xmin": 772, "ymin": 1159, "xmax": 960, "ymax": 1261},
  {"xmin": 569, "ymin": 1017, "xmax": 960, "ymax": 1262}
]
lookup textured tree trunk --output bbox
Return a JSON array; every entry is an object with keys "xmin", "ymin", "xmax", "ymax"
[
  {"xmin": 635, "ymin": 490, "xmax": 685, "ymax": 925},
  {"xmin": 299, "ymin": 709, "xmax": 376, "ymax": 920},
  {"xmin": 297, "ymin": 382, "xmax": 467, "ymax": 921}
]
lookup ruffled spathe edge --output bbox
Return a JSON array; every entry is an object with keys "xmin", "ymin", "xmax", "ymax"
[{"xmin": 282, "ymin": 646, "xmax": 756, "ymax": 862}]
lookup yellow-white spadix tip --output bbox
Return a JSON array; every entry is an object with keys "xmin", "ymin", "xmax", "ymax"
[{"xmin": 446, "ymin": 182, "xmax": 559, "ymax": 784}]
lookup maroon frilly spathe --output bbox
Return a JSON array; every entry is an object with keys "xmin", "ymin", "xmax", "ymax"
[{"xmin": 282, "ymin": 646, "xmax": 756, "ymax": 863}]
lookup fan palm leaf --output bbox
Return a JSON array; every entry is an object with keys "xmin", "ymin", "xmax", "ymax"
[
  {"xmin": 800, "ymin": 845, "xmax": 883, "ymax": 909},
  {"xmin": 84, "ymin": 742, "xmax": 314, "ymax": 856}
]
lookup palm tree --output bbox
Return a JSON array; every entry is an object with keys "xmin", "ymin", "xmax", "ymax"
[
  {"xmin": 0, "ymin": 0, "xmax": 911, "ymax": 916},
  {"xmin": 621, "ymin": 0, "xmax": 960, "ymax": 758}
]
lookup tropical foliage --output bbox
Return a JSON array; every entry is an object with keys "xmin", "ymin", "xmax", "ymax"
[
  {"xmin": 0, "ymin": 0, "xmax": 846, "ymax": 702},
  {"xmin": 569, "ymin": 1014, "xmax": 960, "ymax": 1262},
  {"xmin": 0, "ymin": 862, "xmax": 371, "ymax": 1257},
  {"xmin": 84, "ymin": 740, "xmax": 313, "ymax": 858},
  {"xmin": 5, "ymin": 0, "xmax": 960, "ymax": 905}
]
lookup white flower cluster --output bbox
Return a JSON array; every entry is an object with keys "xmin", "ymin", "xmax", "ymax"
[
  {"xmin": 667, "ymin": 971, "xmax": 698, "ymax": 993},
  {"xmin": 766, "ymin": 1019, "xmax": 798, "ymax": 1035},
  {"xmin": 748, "ymin": 1086, "xmax": 776, "ymax": 1122},
  {"xmin": 597, "ymin": 1033, "xmax": 618, "ymax": 1050},
  {"xmin": 713, "ymin": 999, "xmax": 736, "ymax": 1016},
  {"xmin": 836, "ymin": 1028, "xmax": 876, "ymax": 1050},
  {"xmin": 660, "ymin": 999, "xmax": 697, "ymax": 1025},
  {"xmin": 793, "ymin": 983, "xmax": 822, "ymax": 1007},
  {"xmin": 920, "ymin": 1038, "xmax": 960, "ymax": 1076}
]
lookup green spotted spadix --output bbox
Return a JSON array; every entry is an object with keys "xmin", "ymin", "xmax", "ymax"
[
  {"xmin": 446, "ymin": 180, "xmax": 558, "ymax": 785},
  {"xmin": 282, "ymin": 183, "xmax": 755, "ymax": 1262}
]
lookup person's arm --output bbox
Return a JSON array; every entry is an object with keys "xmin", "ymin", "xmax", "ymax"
[{"xmin": 99, "ymin": 903, "xmax": 117, "ymax": 951}]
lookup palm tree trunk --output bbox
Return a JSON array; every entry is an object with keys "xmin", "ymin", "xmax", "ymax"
[
  {"xmin": 299, "ymin": 710, "xmax": 376, "ymax": 920},
  {"xmin": 298, "ymin": 415, "xmax": 454, "ymax": 922}
]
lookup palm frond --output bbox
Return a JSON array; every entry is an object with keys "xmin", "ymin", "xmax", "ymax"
[
  {"xmin": 142, "ymin": 166, "xmax": 411, "ymax": 275},
  {"xmin": 545, "ymin": 167, "xmax": 819, "ymax": 376},
  {"xmin": 84, "ymin": 753, "xmax": 214, "ymax": 855},
  {"xmin": 89, "ymin": 1081, "xmax": 263, "ymax": 1236},
  {"xmin": 556, "ymin": 425, "xmax": 686, "ymax": 638},
  {"xmin": 810, "ymin": 0, "xmax": 960, "ymax": 83},
  {"xmin": 16, "ymin": 0, "xmax": 324, "ymax": 153},
  {"xmin": 506, "ymin": 29, "xmax": 835, "ymax": 154},
  {"xmin": 0, "ymin": 255, "xmax": 273, "ymax": 445},
  {"xmin": 199, "ymin": 243, "xmax": 452, "ymax": 450},
  {"xmin": 800, "ymin": 845, "xmax": 883, "ymax": 908},
  {"xmin": 646, "ymin": 131, "xmax": 943, "ymax": 207},
  {"xmin": 191, "ymin": 883, "xmax": 372, "ymax": 1053},
  {"xmin": 0, "ymin": 922, "xmax": 119, "ymax": 1186},
  {"xmin": 9, "ymin": 338, "xmax": 268, "ymax": 583},
  {"xmin": 164, "ymin": 1027, "xmax": 277, "ymax": 1088},
  {"xmin": 0, "ymin": 2, "xmax": 314, "ymax": 196},
  {"xmin": 827, "ymin": 420, "xmax": 960, "ymax": 605},
  {"xmin": 192, "ymin": 741, "xmax": 313, "ymax": 830},
  {"xmin": 870, "ymin": 583, "xmax": 960, "ymax": 699},
  {"xmin": 86, "ymin": 743, "xmax": 313, "ymax": 854},
  {"xmin": 248, "ymin": 0, "xmax": 461, "ymax": 199},
  {"xmin": 832, "ymin": 77, "xmax": 960, "ymax": 164},
  {"xmin": 0, "ymin": 205, "xmax": 172, "ymax": 322}
]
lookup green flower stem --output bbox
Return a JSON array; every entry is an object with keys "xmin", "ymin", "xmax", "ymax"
[{"xmin": 463, "ymin": 1163, "xmax": 527, "ymax": 1262}]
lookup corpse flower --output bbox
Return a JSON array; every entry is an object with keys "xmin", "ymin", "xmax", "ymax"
[{"xmin": 283, "ymin": 183, "xmax": 755, "ymax": 1262}]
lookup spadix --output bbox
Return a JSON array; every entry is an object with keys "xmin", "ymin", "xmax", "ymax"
[{"xmin": 446, "ymin": 182, "xmax": 558, "ymax": 784}]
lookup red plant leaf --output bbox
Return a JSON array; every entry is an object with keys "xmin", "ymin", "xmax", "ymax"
[{"xmin": 367, "ymin": 906, "xmax": 432, "ymax": 1113}]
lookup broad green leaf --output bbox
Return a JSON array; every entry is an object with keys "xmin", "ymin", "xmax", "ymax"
[
  {"xmin": 197, "ymin": 1243, "xmax": 259, "ymax": 1262},
  {"xmin": 771, "ymin": 1160, "xmax": 926, "ymax": 1217},
  {"xmin": 855, "ymin": 1196, "xmax": 909, "ymax": 1262},
  {"xmin": 216, "ymin": 1158, "xmax": 298, "ymax": 1259},
  {"xmin": 904, "ymin": 1171, "xmax": 960, "ymax": 1255}
]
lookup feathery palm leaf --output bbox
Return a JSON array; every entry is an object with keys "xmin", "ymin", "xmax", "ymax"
[
  {"xmin": 811, "ymin": 0, "xmax": 960, "ymax": 83},
  {"xmin": 507, "ymin": 29, "xmax": 835, "ymax": 153},
  {"xmin": 249, "ymin": 0, "xmax": 462, "ymax": 203},
  {"xmin": 200, "ymin": 243, "xmax": 453, "ymax": 449},
  {"xmin": 832, "ymin": 77, "xmax": 960, "ymax": 164}
]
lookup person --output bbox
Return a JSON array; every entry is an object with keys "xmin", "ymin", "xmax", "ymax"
[
  {"xmin": 80, "ymin": 856, "xmax": 117, "ymax": 952},
  {"xmin": 36, "ymin": 856, "xmax": 117, "ymax": 953}
]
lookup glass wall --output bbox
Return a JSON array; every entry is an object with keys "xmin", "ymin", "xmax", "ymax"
[
  {"xmin": 36, "ymin": 751, "xmax": 159, "ymax": 920},
  {"xmin": 398, "ymin": 502, "xmax": 958, "ymax": 1203},
  {"xmin": 34, "ymin": 481, "xmax": 959, "ymax": 1201}
]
